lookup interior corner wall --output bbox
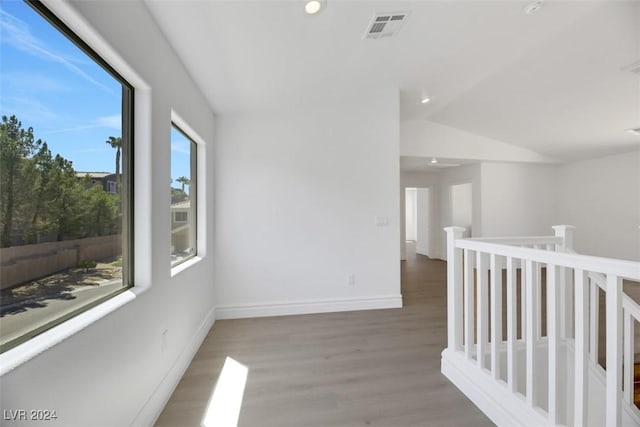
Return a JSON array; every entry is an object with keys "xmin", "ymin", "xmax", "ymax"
[
  {"xmin": 557, "ymin": 151, "xmax": 640, "ymax": 261},
  {"xmin": 215, "ymin": 88, "xmax": 401, "ymax": 317},
  {"xmin": 436, "ymin": 164, "xmax": 482, "ymax": 259},
  {"xmin": 0, "ymin": 2, "xmax": 216, "ymax": 426},
  {"xmin": 480, "ymin": 162, "xmax": 559, "ymax": 237}
]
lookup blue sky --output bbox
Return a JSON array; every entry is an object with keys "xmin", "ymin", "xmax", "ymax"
[{"xmin": 1, "ymin": 0, "xmax": 190, "ymax": 185}]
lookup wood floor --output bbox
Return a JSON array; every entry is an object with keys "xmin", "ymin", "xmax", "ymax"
[{"xmin": 155, "ymin": 247, "xmax": 494, "ymax": 427}]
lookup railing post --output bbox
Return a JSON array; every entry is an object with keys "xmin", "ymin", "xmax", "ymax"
[
  {"xmin": 445, "ymin": 227, "xmax": 465, "ymax": 352},
  {"xmin": 552, "ymin": 225, "xmax": 575, "ymax": 252},
  {"xmin": 553, "ymin": 225, "xmax": 576, "ymax": 340}
]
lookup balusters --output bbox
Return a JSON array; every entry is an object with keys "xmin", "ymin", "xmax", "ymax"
[
  {"xmin": 547, "ymin": 264, "xmax": 560, "ymax": 424},
  {"xmin": 477, "ymin": 252, "xmax": 489, "ymax": 370},
  {"xmin": 606, "ymin": 275, "xmax": 623, "ymax": 427},
  {"xmin": 464, "ymin": 249, "xmax": 475, "ymax": 360},
  {"xmin": 623, "ymin": 310, "xmax": 634, "ymax": 404},
  {"xmin": 574, "ymin": 270, "xmax": 589, "ymax": 426},
  {"xmin": 506, "ymin": 256, "xmax": 518, "ymax": 393},
  {"xmin": 490, "ymin": 254, "xmax": 503, "ymax": 380},
  {"xmin": 589, "ymin": 281, "xmax": 599, "ymax": 364},
  {"xmin": 525, "ymin": 260, "xmax": 538, "ymax": 407}
]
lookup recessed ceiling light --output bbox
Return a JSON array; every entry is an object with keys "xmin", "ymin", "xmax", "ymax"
[
  {"xmin": 421, "ymin": 97, "xmax": 431, "ymax": 104},
  {"xmin": 431, "ymin": 158, "xmax": 438, "ymax": 164},
  {"xmin": 305, "ymin": 0, "xmax": 322, "ymax": 14},
  {"xmin": 627, "ymin": 128, "xmax": 640, "ymax": 136},
  {"xmin": 524, "ymin": 1, "xmax": 543, "ymax": 15}
]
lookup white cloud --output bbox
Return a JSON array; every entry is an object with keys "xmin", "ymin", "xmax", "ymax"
[
  {"xmin": 0, "ymin": 9, "xmax": 113, "ymax": 93},
  {"xmin": 171, "ymin": 143, "xmax": 191, "ymax": 155},
  {"xmin": 96, "ymin": 115, "xmax": 121, "ymax": 129},
  {"xmin": 39, "ymin": 114, "xmax": 121, "ymax": 136}
]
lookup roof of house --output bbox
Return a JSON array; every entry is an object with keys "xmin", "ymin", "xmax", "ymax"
[{"xmin": 76, "ymin": 172, "xmax": 114, "ymax": 179}]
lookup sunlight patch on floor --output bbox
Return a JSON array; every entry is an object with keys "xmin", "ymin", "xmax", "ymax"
[{"xmin": 201, "ymin": 356, "xmax": 249, "ymax": 427}]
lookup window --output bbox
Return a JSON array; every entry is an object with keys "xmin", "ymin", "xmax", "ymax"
[
  {"xmin": 0, "ymin": 1, "xmax": 133, "ymax": 353},
  {"xmin": 170, "ymin": 124, "xmax": 196, "ymax": 267},
  {"xmin": 174, "ymin": 212, "xmax": 188, "ymax": 223}
]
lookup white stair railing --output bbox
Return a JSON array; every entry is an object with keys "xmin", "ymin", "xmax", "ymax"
[{"xmin": 442, "ymin": 225, "xmax": 640, "ymax": 427}]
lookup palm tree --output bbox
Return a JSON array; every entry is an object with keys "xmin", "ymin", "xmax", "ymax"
[
  {"xmin": 176, "ymin": 176, "xmax": 190, "ymax": 194},
  {"xmin": 105, "ymin": 136, "xmax": 121, "ymax": 193}
]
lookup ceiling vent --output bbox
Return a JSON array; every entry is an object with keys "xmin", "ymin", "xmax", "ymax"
[
  {"xmin": 363, "ymin": 12, "xmax": 409, "ymax": 39},
  {"xmin": 622, "ymin": 60, "xmax": 640, "ymax": 75}
]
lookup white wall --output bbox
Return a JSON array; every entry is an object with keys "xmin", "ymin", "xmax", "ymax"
[
  {"xmin": 416, "ymin": 188, "xmax": 430, "ymax": 256},
  {"xmin": 437, "ymin": 164, "xmax": 482, "ymax": 259},
  {"xmin": 405, "ymin": 188, "xmax": 418, "ymax": 241},
  {"xmin": 215, "ymin": 88, "xmax": 402, "ymax": 317},
  {"xmin": 480, "ymin": 162, "xmax": 559, "ymax": 237},
  {"xmin": 451, "ymin": 183, "xmax": 473, "ymax": 236},
  {"xmin": 557, "ymin": 151, "xmax": 640, "ymax": 261},
  {"xmin": 0, "ymin": 2, "xmax": 216, "ymax": 426}
]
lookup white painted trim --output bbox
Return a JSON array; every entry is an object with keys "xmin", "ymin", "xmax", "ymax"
[
  {"xmin": 131, "ymin": 307, "xmax": 216, "ymax": 426},
  {"xmin": 0, "ymin": 290, "xmax": 137, "ymax": 376},
  {"xmin": 441, "ymin": 349, "xmax": 548, "ymax": 427},
  {"xmin": 215, "ymin": 295, "xmax": 403, "ymax": 320}
]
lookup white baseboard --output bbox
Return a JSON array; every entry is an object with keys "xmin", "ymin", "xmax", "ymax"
[
  {"xmin": 441, "ymin": 349, "xmax": 547, "ymax": 427},
  {"xmin": 216, "ymin": 295, "xmax": 403, "ymax": 320},
  {"xmin": 131, "ymin": 307, "xmax": 216, "ymax": 426},
  {"xmin": 416, "ymin": 246, "xmax": 429, "ymax": 256}
]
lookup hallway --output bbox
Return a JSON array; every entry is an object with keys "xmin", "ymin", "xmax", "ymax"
[{"xmin": 156, "ymin": 249, "xmax": 494, "ymax": 426}]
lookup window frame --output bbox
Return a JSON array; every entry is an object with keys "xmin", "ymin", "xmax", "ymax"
[
  {"xmin": 0, "ymin": 0, "xmax": 135, "ymax": 354},
  {"xmin": 170, "ymin": 123, "xmax": 197, "ymax": 269}
]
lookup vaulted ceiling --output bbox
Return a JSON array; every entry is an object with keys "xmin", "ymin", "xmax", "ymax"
[{"xmin": 145, "ymin": 0, "xmax": 640, "ymax": 161}]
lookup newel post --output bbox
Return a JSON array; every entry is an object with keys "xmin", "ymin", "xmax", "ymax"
[
  {"xmin": 552, "ymin": 225, "xmax": 576, "ymax": 252},
  {"xmin": 444, "ymin": 226, "xmax": 465, "ymax": 351}
]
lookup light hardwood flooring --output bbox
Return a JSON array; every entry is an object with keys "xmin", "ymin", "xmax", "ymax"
[{"xmin": 155, "ymin": 246, "xmax": 494, "ymax": 427}]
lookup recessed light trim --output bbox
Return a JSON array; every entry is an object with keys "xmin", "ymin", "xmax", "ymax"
[
  {"xmin": 305, "ymin": 0, "xmax": 322, "ymax": 15},
  {"xmin": 421, "ymin": 97, "xmax": 431, "ymax": 104},
  {"xmin": 524, "ymin": 1, "xmax": 543, "ymax": 15},
  {"xmin": 431, "ymin": 158, "xmax": 438, "ymax": 164}
]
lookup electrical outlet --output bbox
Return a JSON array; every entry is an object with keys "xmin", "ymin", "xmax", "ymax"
[{"xmin": 348, "ymin": 274, "xmax": 356, "ymax": 285}]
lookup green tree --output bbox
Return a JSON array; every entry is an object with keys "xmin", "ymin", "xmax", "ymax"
[
  {"xmin": 24, "ymin": 142, "xmax": 54, "ymax": 243},
  {"xmin": 0, "ymin": 115, "xmax": 42, "ymax": 247},
  {"xmin": 82, "ymin": 185, "xmax": 119, "ymax": 237},
  {"xmin": 105, "ymin": 136, "xmax": 121, "ymax": 192},
  {"xmin": 176, "ymin": 176, "xmax": 190, "ymax": 194},
  {"xmin": 47, "ymin": 155, "xmax": 83, "ymax": 241}
]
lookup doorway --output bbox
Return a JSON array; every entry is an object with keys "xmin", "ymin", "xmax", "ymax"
[{"xmin": 405, "ymin": 187, "xmax": 430, "ymax": 257}]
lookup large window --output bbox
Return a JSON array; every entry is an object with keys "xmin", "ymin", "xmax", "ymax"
[
  {"xmin": 170, "ymin": 124, "xmax": 196, "ymax": 267},
  {"xmin": 0, "ymin": 1, "xmax": 133, "ymax": 352}
]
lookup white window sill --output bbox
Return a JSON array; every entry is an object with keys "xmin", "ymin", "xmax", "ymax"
[
  {"xmin": 170, "ymin": 256, "xmax": 202, "ymax": 277},
  {"xmin": 0, "ymin": 288, "xmax": 143, "ymax": 376}
]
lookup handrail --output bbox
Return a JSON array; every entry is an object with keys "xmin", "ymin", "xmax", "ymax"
[
  {"xmin": 456, "ymin": 239, "xmax": 640, "ymax": 281},
  {"xmin": 567, "ymin": 251, "xmax": 640, "ymax": 321},
  {"xmin": 467, "ymin": 236, "xmax": 562, "ymax": 246}
]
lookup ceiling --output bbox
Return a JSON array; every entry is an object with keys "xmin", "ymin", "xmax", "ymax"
[{"xmin": 145, "ymin": 0, "xmax": 640, "ymax": 162}]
